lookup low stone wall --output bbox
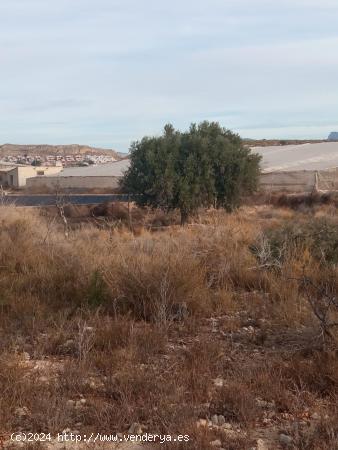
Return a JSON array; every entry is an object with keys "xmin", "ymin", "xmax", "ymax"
[{"xmin": 26, "ymin": 175, "xmax": 120, "ymax": 191}]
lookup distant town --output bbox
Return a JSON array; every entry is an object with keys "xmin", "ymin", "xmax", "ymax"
[{"xmin": 1, "ymin": 153, "xmax": 117, "ymax": 167}]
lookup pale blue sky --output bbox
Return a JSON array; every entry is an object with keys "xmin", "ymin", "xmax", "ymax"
[{"xmin": 1, "ymin": 0, "xmax": 338, "ymax": 151}]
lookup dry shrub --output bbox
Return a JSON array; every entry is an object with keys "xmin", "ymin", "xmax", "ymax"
[
  {"xmin": 93, "ymin": 316, "xmax": 133, "ymax": 351},
  {"xmin": 173, "ymin": 340, "xmax": 225, "ymax": 406},
  {"xmin": 91, "ymin": 202, "xmax": 129, "ymax": 220},
  {"xmin": 89, "ymin": 339, "xmax": 221, "ymax": 433},
  {"xmin": 0, "ymin": 206, "xmax": 46, "ymax": 272},
  {"xmin": 210, "ymin": 381, "xmax": 258, "ymax": 425},
  {"xmin": 0, "ymin": 353, "xmax": 72, "ymax": 434},
  {"xmin": 0, "ymin": 206, "xmax": 113, "ymax": 308},
  {"xmin": 292, "ymin": 402, "xmax": 338, "ymax": 450},
  {"xmin": 92, "ymin": 318, "xmax": 166, "ymax": 368},
  {"xmin": 245, "ymin": 362, "xmax": 307, "ymax": 414},
  {"xmin": 0, "ymin": 354, "xmax": 30, "ymax": 428},
  {"xmin": 91, "ymin": 318, "xmax": 167, "ymax": 379},
  {"xmin": 279, "ymin": 351, "xmax": 338, "ymax": 397},
  {"xmin": 195, "ymin": 228, "xmax": 259, "ymax": 290},
  {"xmin": 273, "ymin": 192, "xmax": 338, "ymax": 210},
  {"xmin": 104, "ymin": 236, "xmax": 210, "ymax": 323},
  {"xmin": 58, "ymin": 359, "xmax": 92, "ymax": 396},
  {"xmin": 0, "ymin": 293, "xmax": 49, "ymax": 352},
  {"xmin": 181, "ymin": 213, "xmax": 266, "ymax": 292},
  {"xmin": 251, "ymin": 224, "xmax": 338, "ymax": 334},
  {"xmin": 241, "ymin": 351, "xmax": 338, "ymax": 419},
  {"xmin": 130, "ymin": 323, "xmax": 167, "ymax": 361},
  {"xmin": 62, "ymin": 204, "xmax": 91, "ymax": 218},
  {"xmin": 148, "ymin": 209, "xmax": 180, "ymax": 228},
  {"xmin": 260, "ymin": 263, "xmax": 307, "ymax": 327},
  {"xmin": 89, "ymin": 364, "xmax": 180, "ymax": 433},
  {"xmin": 259, "ymin": 216, "xmax": 338, "ymax": 266}
]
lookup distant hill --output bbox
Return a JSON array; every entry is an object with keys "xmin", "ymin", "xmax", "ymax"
[
  {"xmin": 0, "ymin": 144, "xmax": 120, "ymax": 159},
  {"xmin": 328, "ymin": 132, "xmax": 338, "ymax": 141},
  {"xmin": 244, "ymin": 139, "xmax": 327, "ymax": 147}
]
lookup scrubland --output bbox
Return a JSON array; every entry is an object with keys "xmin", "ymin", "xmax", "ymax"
[{"xmin": 0, "ymin": 199, "xmax": 337, "ymax": 449}]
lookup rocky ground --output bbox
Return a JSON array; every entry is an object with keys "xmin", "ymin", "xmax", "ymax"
[{"xmin": 2, "ymin": 309, "xmax": 336, "ymax": 449}]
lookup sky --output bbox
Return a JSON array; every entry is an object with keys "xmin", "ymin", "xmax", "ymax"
[{"xmin": 1, "ymin": 0, "xmax": 338, "ymax": 152}]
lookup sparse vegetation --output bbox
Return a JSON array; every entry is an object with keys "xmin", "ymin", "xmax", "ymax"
[{"xmin": 0, "ymin": 202, "xmax": 337, "ymax": 449}]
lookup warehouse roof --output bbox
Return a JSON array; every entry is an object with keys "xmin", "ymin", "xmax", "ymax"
[
  {"xmin": 254, "ymin": 142, "xmax": 338, "ymax": 173},
  {"xmin": 52, "ymin": 159, "xmax": 131, "ymax": 177}
]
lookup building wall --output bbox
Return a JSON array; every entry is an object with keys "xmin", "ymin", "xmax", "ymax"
[
  {"xmin": 17, "ymin": 166, "xmax": 62, "ymax": 187},
  {"xmin": 2, "ymin": 166, "xmax": 63, "ymax": 187},
  {"xmin": 26, "ymin": 175, "xmax": 120, "ymax": 191}
]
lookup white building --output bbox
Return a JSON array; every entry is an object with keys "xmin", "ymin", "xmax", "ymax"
[{"xmin": 0, "ymin": 164, "xmax": 63, "ymax": 188}]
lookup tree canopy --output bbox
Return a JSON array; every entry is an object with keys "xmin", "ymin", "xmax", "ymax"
[{"xmin": 121, "ymin": 121, "xmax": 261, "ymax": 224}]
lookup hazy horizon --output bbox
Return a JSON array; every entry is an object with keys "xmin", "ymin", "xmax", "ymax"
[{"xmin": 1, "ymin": 0, "xmax": 338, "ymax": 152}]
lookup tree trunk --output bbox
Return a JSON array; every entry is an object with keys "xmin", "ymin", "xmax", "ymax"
[{"xmin": 180, "ymin": 208, "xmax": 189, "ymax": 226}]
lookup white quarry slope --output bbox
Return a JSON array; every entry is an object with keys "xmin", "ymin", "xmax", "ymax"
[{"xmin": 253, "ymin": 142, "xmax": 338, "ymax": 173}]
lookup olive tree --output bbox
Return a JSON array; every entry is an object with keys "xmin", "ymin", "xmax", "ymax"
[{"xmin": 121, "ymin": 121, "xmax": 261, "ymax": 224}]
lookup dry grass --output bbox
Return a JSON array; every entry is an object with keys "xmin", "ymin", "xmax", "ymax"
[{"xmin": 0, "ymin": 203, "xmax": 337, "ymax": 449}]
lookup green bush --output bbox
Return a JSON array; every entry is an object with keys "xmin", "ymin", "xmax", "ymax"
[{"xmin": 254, "ymin": 218, "xmax": 338, "ymax": 266}]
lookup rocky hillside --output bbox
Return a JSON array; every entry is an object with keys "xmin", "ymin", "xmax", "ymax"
[{"xmin": 0, "ymin": 144, "xmax": 120, "ymax": 159}]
